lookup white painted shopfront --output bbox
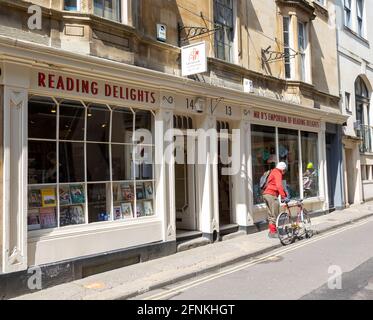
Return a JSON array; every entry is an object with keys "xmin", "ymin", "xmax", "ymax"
[{"xmin": 0, "ymin": 38, "xmax": 347, "ymax": 274}]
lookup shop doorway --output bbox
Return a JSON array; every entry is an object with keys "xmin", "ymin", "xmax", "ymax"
[
  {"xmin": 217, "ymin": 121, "xmax": 234, "ymax": 231},
  {"xmin": 326, "ymin": 141, "xmax": 334, "ymax": 210},
  {"xmin": 174, "ymin": 115, "xmax": 197, "ymax": 232},
  {"xmin": 345, "ymin": 148, "xmax": 357, "ymax": 205}
]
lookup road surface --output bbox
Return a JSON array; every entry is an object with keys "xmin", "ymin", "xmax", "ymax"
[{"xmin": 133, "ymin": 217, "xmax": 373, "ymax": 300}]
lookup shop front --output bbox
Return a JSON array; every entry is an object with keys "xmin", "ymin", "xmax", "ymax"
[
  {"xmin": 0, "ymin": 41, "xmax": 347, "ymax": 294},
  {"xmin": 248, "ymin": 109, "xmax": 329, "ymax": 222},
  {"xmin": 0, "ymin": 64, "xmax": 172, "ymax": 281}
]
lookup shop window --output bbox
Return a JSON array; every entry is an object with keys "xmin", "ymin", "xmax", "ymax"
[
  {"xmin": 94, "ymin": 0, "xmax": 122, "ymax": 22},
  {"xmin": 27, "ymin": 96, "xmax": 155, "ymax": 232},
  {"xmin": 301, "ymin": 132, "xmax": 319, "ymax": 198},
  {"xmin": 278, "ymin": 128, "xmax": 300, "ymax": 199},
  {"xmin": 251, "ymin": 124, "xmax": 319, "ymax": 205},
  {"xmin": 251, "ymin": 125, "xmax": 277, "ymax": 205}
]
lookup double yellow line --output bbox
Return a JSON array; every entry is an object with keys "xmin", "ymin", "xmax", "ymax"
[{"xmin": 142, "ymin": 217, "xmax": 373, "ymax": 300}]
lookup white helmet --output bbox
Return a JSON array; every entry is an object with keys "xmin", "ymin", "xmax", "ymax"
[{"xmin": 276, "ymin": 162, "xmax": 287, "ymax": 171}]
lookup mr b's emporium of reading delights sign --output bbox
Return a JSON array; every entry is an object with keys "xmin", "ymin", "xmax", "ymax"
[{"xmin": 32, "ymin": 71, "xmax": 159, "ymax": 107}]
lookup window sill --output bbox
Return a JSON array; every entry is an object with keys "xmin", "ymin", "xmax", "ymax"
[
  {"xmin": 28, "ymin": 216, "xmax": 161, "ymax": 241},
  {"xmin": 343, "ymin": 26, "xmax": 370, "ymax": 47}
]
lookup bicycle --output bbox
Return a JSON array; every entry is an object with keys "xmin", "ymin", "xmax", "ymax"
[{"xmin": 276, "ymin": 199, "xmax": 314, "ymax": 246}]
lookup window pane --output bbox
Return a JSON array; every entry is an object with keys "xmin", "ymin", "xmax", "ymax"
[
  {"xmin": 28, "ymin": 186, "xmax": 57, "ymax": 230},
  {"xmin": 59, "ymin": 184, "xmax": 86, "ymax": 227},
  {"xmin": 28, "ymin": 96, "xmax": 57, "ymax": 139},
  {"xmin": 87, "ymin": 183, "xmax": 111, "ymax": 223},
  {"xmin": 87, "ymin": 104, "xmax": 110, "ymax": 142},
  {"xmin": 113, "ymin": 182, "xmax": 134, "ymax": 220},
  {"xmin": 251, "ymin": 125, "xmax": 276, "ymax": 204},
  {"xmin": 28, "ymin": 141, "xmax": 57, "ymax": 184},
  {"xmin": 135, "ymin": 110, "xmax": 153, "ymax": 135},
  {"xmin": 112, "ymin": 144, "xmax": 132, "ymax": 181},
  {"xmin": 59, "ymin": 142, "xmax": 85, "ymax": 183},
  {"xmin": 278, "ymin": 128, "xmax": 300, "ymax": 199},
  {"xmin": 87, "ymin": 143, "xmax": 110, "ymax": 181},
  {"xmin": 59, "ymin": 100, "xmax": 85, "ymax": 141},
  {"xmin": 301, "ymin": 132, "xmax": 319, "ymax": 198},
  {"xmin": 94, "ymin": 0, "xmax": 103, "ymax": 16},
  {"xmin": 94, "ymin": 0, "xmax": 121, "ymax": 22},
  {"xmin": 64, "ymin": 0, "xmax": 78, "ymax": 10},
  {"xmin": 111, "ymin": 108, "xmax": 133, "ymax": 143},
  {"xmin": 134, "ymin": 146, "xmax": 154, "ymax": 180}
]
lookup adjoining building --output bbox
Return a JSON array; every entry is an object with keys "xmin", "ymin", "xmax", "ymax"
[{"xmin": 335, "ymin": 0, "xmax": 373, "ymax": 205}]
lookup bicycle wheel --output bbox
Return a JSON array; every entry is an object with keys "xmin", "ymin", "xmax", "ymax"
[
  {"xmin": 276, "ymin": 212, "xmax": 295, "ymax": 246},
  {"xmin": 301, "ymin": 208, "xmax": 313, "ymax": 238}
]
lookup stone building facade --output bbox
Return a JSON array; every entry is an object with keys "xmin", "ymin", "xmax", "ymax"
[
  {"xmin": 0, "ymin": 0, "xmax": 347, "ymax": 297},
  {"xmin": 335, "ymin": 0, "xmax": 373, "ymax": 205}
]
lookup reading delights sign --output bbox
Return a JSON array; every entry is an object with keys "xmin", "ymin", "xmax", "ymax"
[{"xmin": 32, "ymin": 71, "xmax": 159, "ymax": 107}]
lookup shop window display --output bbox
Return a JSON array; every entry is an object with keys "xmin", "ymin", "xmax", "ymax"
[
  {"xmin": 251, "ymin": 124, "xmax": 319, "ymax": 205},
  {"xmin": 301, "ymin": 132, "xmax": 319, "ymax": 198},
  {"xmin": 27, "ymin": 96, "xmax": 155, "ymax": 232},
  {"xmin": 251, "ymin": 125, "xmax": 277, "ymax": 204},
  {"xmin": 278, "ymin": 128, "xmax": 300, "ymax": 199}
]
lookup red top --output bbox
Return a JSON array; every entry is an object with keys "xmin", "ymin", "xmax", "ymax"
[{"xmin": 263, "ymin": 168, "xmax": 287, "ymax": 199}]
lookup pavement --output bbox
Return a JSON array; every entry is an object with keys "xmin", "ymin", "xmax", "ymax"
[{"xmin": 14, "ymin": 201, "xmax": 373, "ymax": 300}]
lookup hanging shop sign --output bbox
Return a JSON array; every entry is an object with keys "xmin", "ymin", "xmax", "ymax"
[
  {"xmin": 252, "ymin": 110, "xmax": 321, "ymax": 129},
  {"xmin": 181, "ymin": 41, "xmax": 207, "ymax": 76},
  {"xmin": 31, "ymin": 71, "xmax": 159, "ymax": 107}
]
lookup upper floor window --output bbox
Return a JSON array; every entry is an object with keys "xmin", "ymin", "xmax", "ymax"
[
  {"xmin": 356, "ymin": 0, "xmax": 364, "ymax": 37},
  {"xmin": 64, "ymin": 0, "xmax": 80, "ymax": 11},
  {"xmin": 214, "ymin": 0, "xmax": 234, "ymax": 63},
  {"xmin": 344, "ymin": 0, "xmax": 352, "ymax": 28},
  {"xmin": 94, "ymin": 0, "xmax": 121, "ymax": 22},
  {"xmin": 283, "ymin": 17, "xmax": 291, "ymax": 79},
  {"xmin": 298, "ymin": 22, "xmax": 307, "ymax": 82},
  {"xmin": 345, "ymin": 92, "xmax": 351, "ymax": 113},
  {"xmin": 355, "ymin": 77, "xmax": 369, "ymax": 99}
]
